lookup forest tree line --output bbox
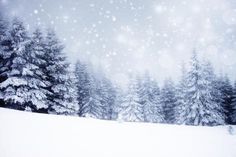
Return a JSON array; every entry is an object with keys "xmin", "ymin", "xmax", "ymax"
[{"xmin": 0, "ymin": 14, "xmax": 236, "ymax": 126}]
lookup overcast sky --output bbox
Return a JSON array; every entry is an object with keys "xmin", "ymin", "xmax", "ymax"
[{"xmin": 1, "ymin": 0, "xmax": 236, "ymax": 86}]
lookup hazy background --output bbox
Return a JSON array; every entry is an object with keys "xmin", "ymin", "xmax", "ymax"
[{"xmin": 1, "ymin": 0, "xmax": 236, "ymax": 87}]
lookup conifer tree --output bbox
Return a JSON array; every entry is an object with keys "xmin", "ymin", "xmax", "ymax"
[
  {"xmin": 160, "ymin": 79, "xmax": 177, "ymax": 124},
  {"xmin": 180, "ymin": 51, "xmax": 225, "ymax": 126},
  {"xmin": 44, "ymin": 29, "xmax": 77, "ymax": 115},
  {"xmin": 217, "ymin": 75, "xmax": 234, "ymax": 124},
  {"xmin": 74, "ymin": 61, "xmax": 91, "ymax": 117},
  {"xmin": 85, "ymin": 73, "xmax": 106, "ymax": 119},
  {"xmin": 231, "ymin": 82, "xmax": 236, "ymax": 124},
  {"xmin": 0, "ymin": 12, "xmax": 9, "ymax": 107},
  {"xmin": 99, "ymin": 77, "xmax": 116, "ymax": 120},
  {"xmin": 118, "ymin": 75, "xmax": 144, "ymax": 122},
  {"xmin": 0, "ymin": 18, "xmax": 31, "ymax": 110},
  {"xmin": 175, "ymin": 63, "xmax": 188, "ymax": 124},
  {"xmin": 139, "ymin": 72, "xmax": 163, "ymax": 123}
]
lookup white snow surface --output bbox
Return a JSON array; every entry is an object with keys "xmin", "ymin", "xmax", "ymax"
[{"xmin": 0, "ymin": 108, "xmax": 236, "ymax": 157}]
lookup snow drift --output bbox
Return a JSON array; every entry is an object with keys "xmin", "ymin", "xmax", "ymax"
[{"xmin": 0, "ymin": 108, "xmax": 236, "ymax": 157}]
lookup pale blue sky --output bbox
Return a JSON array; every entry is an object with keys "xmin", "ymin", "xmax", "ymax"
[{"xmin": 1, "ymin": 0, "xmax": 236, "ymax": 86}]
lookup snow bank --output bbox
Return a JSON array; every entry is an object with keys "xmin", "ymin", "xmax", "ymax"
[{"xmin": 0, "ymin": 108, "xmax": 235, "ymax": 157}]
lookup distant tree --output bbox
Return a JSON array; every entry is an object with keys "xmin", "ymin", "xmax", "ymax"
[
  {"xmin": 85, "ymin": 73, "xmax": 106, "ymax": 119},
  {"xmin": 231, "ymin": 82, "xmax": 236, "ymax": 124},
  {"xmin": 175, "ymin": 63, "xmax": 188, "ymax": 124},
  {"xmin": 118, "ymin": 75, "xmax": 144, "ymax": 122},
  {"xmin": 217, "ymin": 75, "xmax": 234, "ymax": 124},
  {"xmin": 98, "ymin": 77, "xmax": 117, "ymax": 120},
  {"xmin": 74, "ymin": 61, "xmax": 91, "ymax": 117},
  {"xmin": 160, "ymin": 78, "xmax": 177, "ymax": 124},
  {"xmin": 138, "ymin": 72, "xmax": 163, "ymax": 123}
]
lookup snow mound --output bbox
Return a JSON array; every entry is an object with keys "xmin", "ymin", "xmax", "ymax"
[{"xmin": 0, "ymin": 108, "xmax": 235, "ymax": 157}]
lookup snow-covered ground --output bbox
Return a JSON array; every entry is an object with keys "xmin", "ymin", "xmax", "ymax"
[{"xmin": 0, "ymin": 108, "xmax": 235, "ymax": 157}]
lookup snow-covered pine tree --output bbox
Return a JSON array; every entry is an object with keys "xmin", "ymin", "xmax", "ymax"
[
  {"xmin": 231, "ymin": 82, "xmax": 236, "ymax": 124},
  {"xmin": 118, "ymin": 75, "xmax": 144, "ymax": 122},
  {"xmin": 138, "ymin": 72, "xmax": 163, "ymax": 123},
  {"xmin": 217, "ymin": 75, "xmax": 234, "ymax": 124},
  {"xmin": 44, "ymin": 29, "xmax": 77, "ymax": 115},
  {"xmin": 175, "ymin": 63, "xmax": 189, "ymax": 124},
  {"xmin": 0, "ymin": 12, "xmax": 9, "ymax": 82},
  {"xmin": 112, "ymin": 86, "xmax": 123, "ymax": 120},
  {"xmin": 85, "ymin": 73, "xmax": 106, "ymax": 119},
  {"xmin": 75, "ymin": 62, "xmax": 115, "ymax": 119},
  {"xmin": 201, "ymin": 60, "xmax": 225, "ymax": 125},
  {"xmin": 0, "ymin": 18, "xmax": 31, "ymax": 110},
  {"xmin": 98, "ymin": 77, "xmax": 116, "ymax": 120},
  {"xmin": 22, "ymin": 28, "xmax": 49, "ymax": 112},
  {"xmin": 182, "ymin": 51, "xmax": 225, "ymax": 126},
  {"xmin": 74, "ymin": 60, "xmax": 91, "ymax": 117},
  {"xmin": 0, "ymin": 12, "xmax": 9, "ymax": 107},
  {"xmin": 160, "ymin": 78, "xmax": 177, "ymax": 124}
]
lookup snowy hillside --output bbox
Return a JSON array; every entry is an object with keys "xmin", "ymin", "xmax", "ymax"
[{"xmin": 0, "ymin": 108, "xmax": 235, "ymax": 157}]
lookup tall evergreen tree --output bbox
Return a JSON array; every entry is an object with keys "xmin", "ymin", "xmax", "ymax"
[
  {"xmin": 0, "ymin": 12, "xmax": 9, "ymax": 107},
  {"xmin": 138, "ymin": 72, "xmax": 163, "ymax": 123},
  {"xmin": 0, "ymin": 18, "xmax": 31, "ymax": 110},
  {"xmin": 175, "ymin": 63, "xmax": 188, "ymax": 124},
  {"xmin": 217, "ymin": 75, "xmax": 234, "ymax": 124},
  {"xmin": 180, "ymin": 52, "xmax": 225, "ymax": 126},
  {"xmin": 85, "ymin": 73, "xmax": 106, "ymax": 119},
  {"xmin": 118, "ymin": 75, "xmax": 144, "ymax": 122},
  {"xmin": 231, "ymin": 82, "xmax": 236, "ymax": 124},
  {"xmin": 98, "ymin": 77, "xmax": 116, "ymax": 120},
  {"xmin": 44, "ymin": 29, "xmax": 77, "ymax": 115},
  {"xmin": 160, "ymin": 78, "xmax": 177, "ymax": 124},
  {"xmin": 22, "ymin": 28, "xmax": 49, "ymax": 111},
  {"xmin": 74, "ymin": 60, "xmax": 91, "ymax": 117}
]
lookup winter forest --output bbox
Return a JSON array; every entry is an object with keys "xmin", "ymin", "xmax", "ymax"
[{"xmin": 1, "ymin": 1, "xmax": 236, "ymax": 127}]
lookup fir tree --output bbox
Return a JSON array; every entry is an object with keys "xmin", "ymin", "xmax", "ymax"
[
  {"xmin": 99, "ymin": 77, "xmax": 116, "ymax": 120},
  {"xmin": 22, "ymin": 28, "xmax": 49, "ymax": 112},
  {"xmin": 231, "ymin": 82, "xmax": 236, "ymax": 124},
  {"xmin": 181, "ymin": 52, "xmax": 225, "ymax": 126},
  {"xmin": 175, "ymin": 63, "xmax": 188, "ymax": 124},
  {"xmin": 0, "ymin": 12, "xmax": 9, "ymax": 107},
  {"xmin": 160, "ymin": 78, "xmax": 177, "ymax": 124},
  {"xmin": 44, "ymin": 29, "xmax": 77, "ymax": 115},
  {"xmin": 139, "ymin": 72, "xmax": 163, "ymax": 123},
  {"xmin": 74, "ymin": 61, "xmax": 91, "ymax": 117},
  {"xmin": 118, "ymin": 75, "xmax": 144, "ymax": 122},
  {"xmin": 217, "ymin": 75, "xmax": 234, "ymax": 124},
  {"xmin": 0, "ymin": 18, "xmax": 31, "ymax": 110},
  {"xmin": 86, "ymin": 73, "xmax": 106, "ymax": 119}
]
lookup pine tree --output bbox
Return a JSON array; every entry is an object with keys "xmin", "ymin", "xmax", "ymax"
[
  {"xmin": 175, "ymin": 63, "xmax": 189, "ymax": 124},
  {"xmin": 201, "ymin": 61, "xmax": 225, "ymax": 125},
  {"xmin": 0, "ymin": 12, "xmax": 9, "ymax": 83},
  {"xmin": 160, "ymin": 78, "xmax": 177, "ymax": 124},
  {"xmin": 118, "ymin": 75, "xmax": 144, "ymax": 122},
  {"xmin": 181, "ymin": 51, "xmax": 225, "ymax": 126},
  {"xmin": 231, "ymin": 82, "xmax": 236, "ymax": 124},
  {"xmin": 98, "ymin": 77, "xmax": 116, "ymax": 120},
  {"xmin": 86, "ymin": 73, "xmax": 106, "ymax": 119},
  {"xmin": 217, "ymin": 75, "xmax": 234, "ymax": 124},
  {"xmin": 0, "ymin": 18, "xmax": 31, "ymax": 110},
  {"xmin": 0, "ymin": 12, "xmax": 9, "ymax": 107},
  {"xmin": 139, "ymin": 72, "xmax": 163, "ymax": 123},
  {"xmin": 74, "ymin": 61, "xmax": 91, "ymax": 117},
  {"xmin": 22, "ymin": 28, "xmax": 49, "ymax": 112},
  {"xmin": 44, "ymin": 29, "xmax": 77, "ymax": 115}
]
